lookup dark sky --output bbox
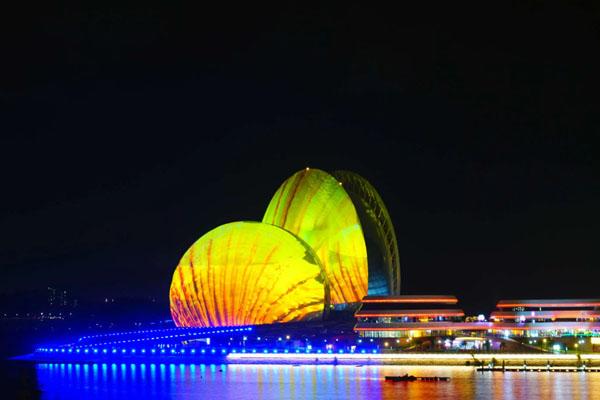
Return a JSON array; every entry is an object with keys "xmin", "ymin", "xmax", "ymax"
[{"xmin": 2, "ymin": 2, "xmax": 599, "ymax": 314}]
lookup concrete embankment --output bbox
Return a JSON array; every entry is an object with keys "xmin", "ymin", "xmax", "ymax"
[{"xmin": 226, "ymin": 353, "xmax": 600, "ymax": 367}]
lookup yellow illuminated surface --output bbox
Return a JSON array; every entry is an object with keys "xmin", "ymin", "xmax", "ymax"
[
  {"xmin": 263, "ymin": 168, "xmax": 368, "ymax": 304},
  {"xmin": 170, "ymin": 221, "xmax": 328, "ymax": 327}
]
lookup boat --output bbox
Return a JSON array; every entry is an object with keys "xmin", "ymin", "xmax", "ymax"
[
  {"xmin": 385, "ymin": 374, "xmax": 450, "ymax": 382},
  {"xmin": 385, "ymin": 374, "xmax": 417, "ymax": 382}
]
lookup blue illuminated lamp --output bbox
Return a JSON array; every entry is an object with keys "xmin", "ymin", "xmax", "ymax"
[
  {"xmin": 61, "ymin": 349, "xmax": 66, "ymax": 353},
  {"xmin": 151, "ymin": 349, "xmax": 156, "ymax": 354},
  {"xmin": 221, "ymin": 349, "xmax": 226, "ymax": 354},
  {"xmin": 252, "ymin": 349, "xmax": 256, "ymax": 353},
  {"xmin": 263, "ymin": 349, "xmax": 268, "ymax": 353},
  {"xmin": 295, "ymin": 349, "xmax": 299, "ymax": 353},
  {"xmin": 372, "ymin": 349, "xmax": 377, "ymax": 354},
  {"xmin": 93, "ymin": 349, "xmax": 98, "ymax": 354},
  {"xmin": 241, "ymin": 349, "xmax": 246, "ymax": 353},
  {"xmin": 339, "ymin": 350, "xmax": 344, "ymax": 354},
  {"xmin": 211, "ymin": 349, "xmax": 216, "ymax": 354},
  {"xmin": 161, "ymin": 349, "xmax": 166, "ymax": 354},
  {"xmin": 201, "ymin": 349, "xmax": 206, "ymax": 354},
  {"xmin": 112, "ymin": 349, "xmax": 117, "ymax": 354},
  {"xmin": 327, "ymin": 350, "xmax": 332, "ymax": 354},
  {"xmin": 131, "ymin": 349, "xmax": 136, "ymax": 354},
  {"xmin": 190, "ymin": 349, "xmax": 195, "ymax": 354},
  {"xmin": 317, "ymin": 350, "xmax": 322, "ymax": 354},
  {"xmin": 360, "ymin": 350, "xmax": 366, "ymax": 354},
  {"xmin": 284, "ymin": 349, "xmax": 289, "ymax": 353},
  {"xmin": 76, "ymin": 349, "xmax": 80, "ymax": 353},
  {"xmin": 122, "ymin": 349, "xmax": 126, "ymax": 354},
  {"xmin": 181, "ymin": 349, "xmax": 185, "ymax": 354},
  {"xmin": 103, "ymin": 349, "xmax": 108, "ymax": 354},
  {"xmin": 170, "ymin": 349, "xmax": 176, "ymax": 354},
  {"xmin": 232, "ymin": 349, "xmax": 237, "ymax": 353},
  {"xmin": 141, "ymin": 349, "xmax": 146, "ymax": 353}
]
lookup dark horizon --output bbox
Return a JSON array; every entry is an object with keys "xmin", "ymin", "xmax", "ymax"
[{"xmin": 2, "ymin": 2, "xmax": 600, "ymax": 315}]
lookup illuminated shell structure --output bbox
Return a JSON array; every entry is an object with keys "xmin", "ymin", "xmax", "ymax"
[
  {"xmin": 263, "ymin": 168, "xmax": 369, "ymax": 305},
  {"xmin": 170, "ymin": 221, "xmax": 329, "ymax": 327},
  {"xmin": 169, "ymin": 168, "xmax": 399, "ymax": 328}
]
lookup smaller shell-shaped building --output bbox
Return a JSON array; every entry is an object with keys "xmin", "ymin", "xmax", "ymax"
[
  {"xmin": 263, "ymin": 168, "xmax": 368, "ymax": 305},
  {"xmin": 170, "ymin": 221, "xmax": 329, "ymax": 327}
]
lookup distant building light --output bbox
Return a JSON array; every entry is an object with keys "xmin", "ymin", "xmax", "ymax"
[{"xmin": 553, "ymin": 344, "xmax": 561, "ymax": 352}]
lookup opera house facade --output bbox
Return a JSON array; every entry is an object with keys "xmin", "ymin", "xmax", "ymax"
[{"xmin": 169, "ymin": 168, "xmax": 401, "ymax": 327}]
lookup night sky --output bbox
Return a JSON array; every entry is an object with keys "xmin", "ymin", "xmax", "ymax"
[{"xmin": 2, "ymin": 2, "xmax": 599, "ymax": 314}]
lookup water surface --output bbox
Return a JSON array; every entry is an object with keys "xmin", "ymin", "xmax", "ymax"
[{"xmin": 33, "ymin": 363, "xmax": 600, "ymax": 399}]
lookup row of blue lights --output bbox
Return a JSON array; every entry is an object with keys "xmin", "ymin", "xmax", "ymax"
[
  {"xmin": 78, "ymin": 327, "xmax": 253, "ymax": 342},
  {"xmin": 36, "ymin": 347, "xmax": 379, "ymax": 355},
  {"xmin": 76, "ymin": 327, "xmax": 253, "ymax": 349}
]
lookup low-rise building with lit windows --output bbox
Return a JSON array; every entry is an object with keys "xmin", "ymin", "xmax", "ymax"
[
  {"xmin": 353, "ymin": 295, "xmax": 497, "ymax": 350},
  {"xmin": 354, "ymin": 296, "xmax": 600, "ymax": 352},
  {"xmin": 490, "ymin": 299, "xmax": 600, "ymax": 336},
  {"xmin": 489, "ymin": 299, "xmax": 600, "ymax": 351}
]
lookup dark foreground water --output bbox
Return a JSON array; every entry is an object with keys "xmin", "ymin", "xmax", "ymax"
[{"xmin": 9, "ymin": 362, "xmax": 600, "ymax": 399}]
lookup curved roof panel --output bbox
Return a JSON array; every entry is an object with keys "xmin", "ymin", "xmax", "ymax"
[
  {"xmin": 263, "ymin": 168, "xmax": 368, "ymax": 304},
  {"xmin": 169, "ymin": 221, "xmax": 329, "ymax": 327},
  {"xmin": 332, "ymin": 170, "xmax": 401, "ymax": 296}
]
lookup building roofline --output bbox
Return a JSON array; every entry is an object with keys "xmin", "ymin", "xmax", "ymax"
[
  {"xmin": 497, "ymin": 299, "xmax": 600, "ymax": 308},
  {"xmin": 355, "ymin": 309, "xmax": 465, "ymax": 318},
  {"xmin": 361, "ymin": 295, "xmax": 458, "ymax": 304}
]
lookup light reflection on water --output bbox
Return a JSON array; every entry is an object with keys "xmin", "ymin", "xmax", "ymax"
[{"xmin": 36, "ymin": 363, "xmax": 600, "ymax": 400}]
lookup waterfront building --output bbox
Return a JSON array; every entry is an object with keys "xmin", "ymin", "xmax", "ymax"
[
  {"xmin": 353, "ymin": 295, "xmax": 496, "ymax": 350},
  {"xmin": 170, "ymin": 168, "xmax": 402, "ymax": 328},
  {"xmin": 490, "ymin": 299, "xmax": 600, "ymax": 352},
  {"xmin": 354, "ymin": 296, "xmax": 600, "ymax": 352},
  {"xmin": 354, "ymin": 295, "xmax": 466, "ymax": 339}
]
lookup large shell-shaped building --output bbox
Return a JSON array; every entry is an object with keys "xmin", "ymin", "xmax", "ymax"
[
  {"xmin": 262, "ymin": 168, "xmax": 368, "ymax": 305},
  {"xmin": 170, "ymin": 221, "xmax": 329, "ymax": 327},
  {"xmin": 169, "ymin": 168, "xmax": 400, "ymax": 328}
]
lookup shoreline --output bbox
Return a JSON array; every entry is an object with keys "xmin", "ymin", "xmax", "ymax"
[{"xmin": 12, "ymin": 352, "xmax": 600, "ymax": 367}]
